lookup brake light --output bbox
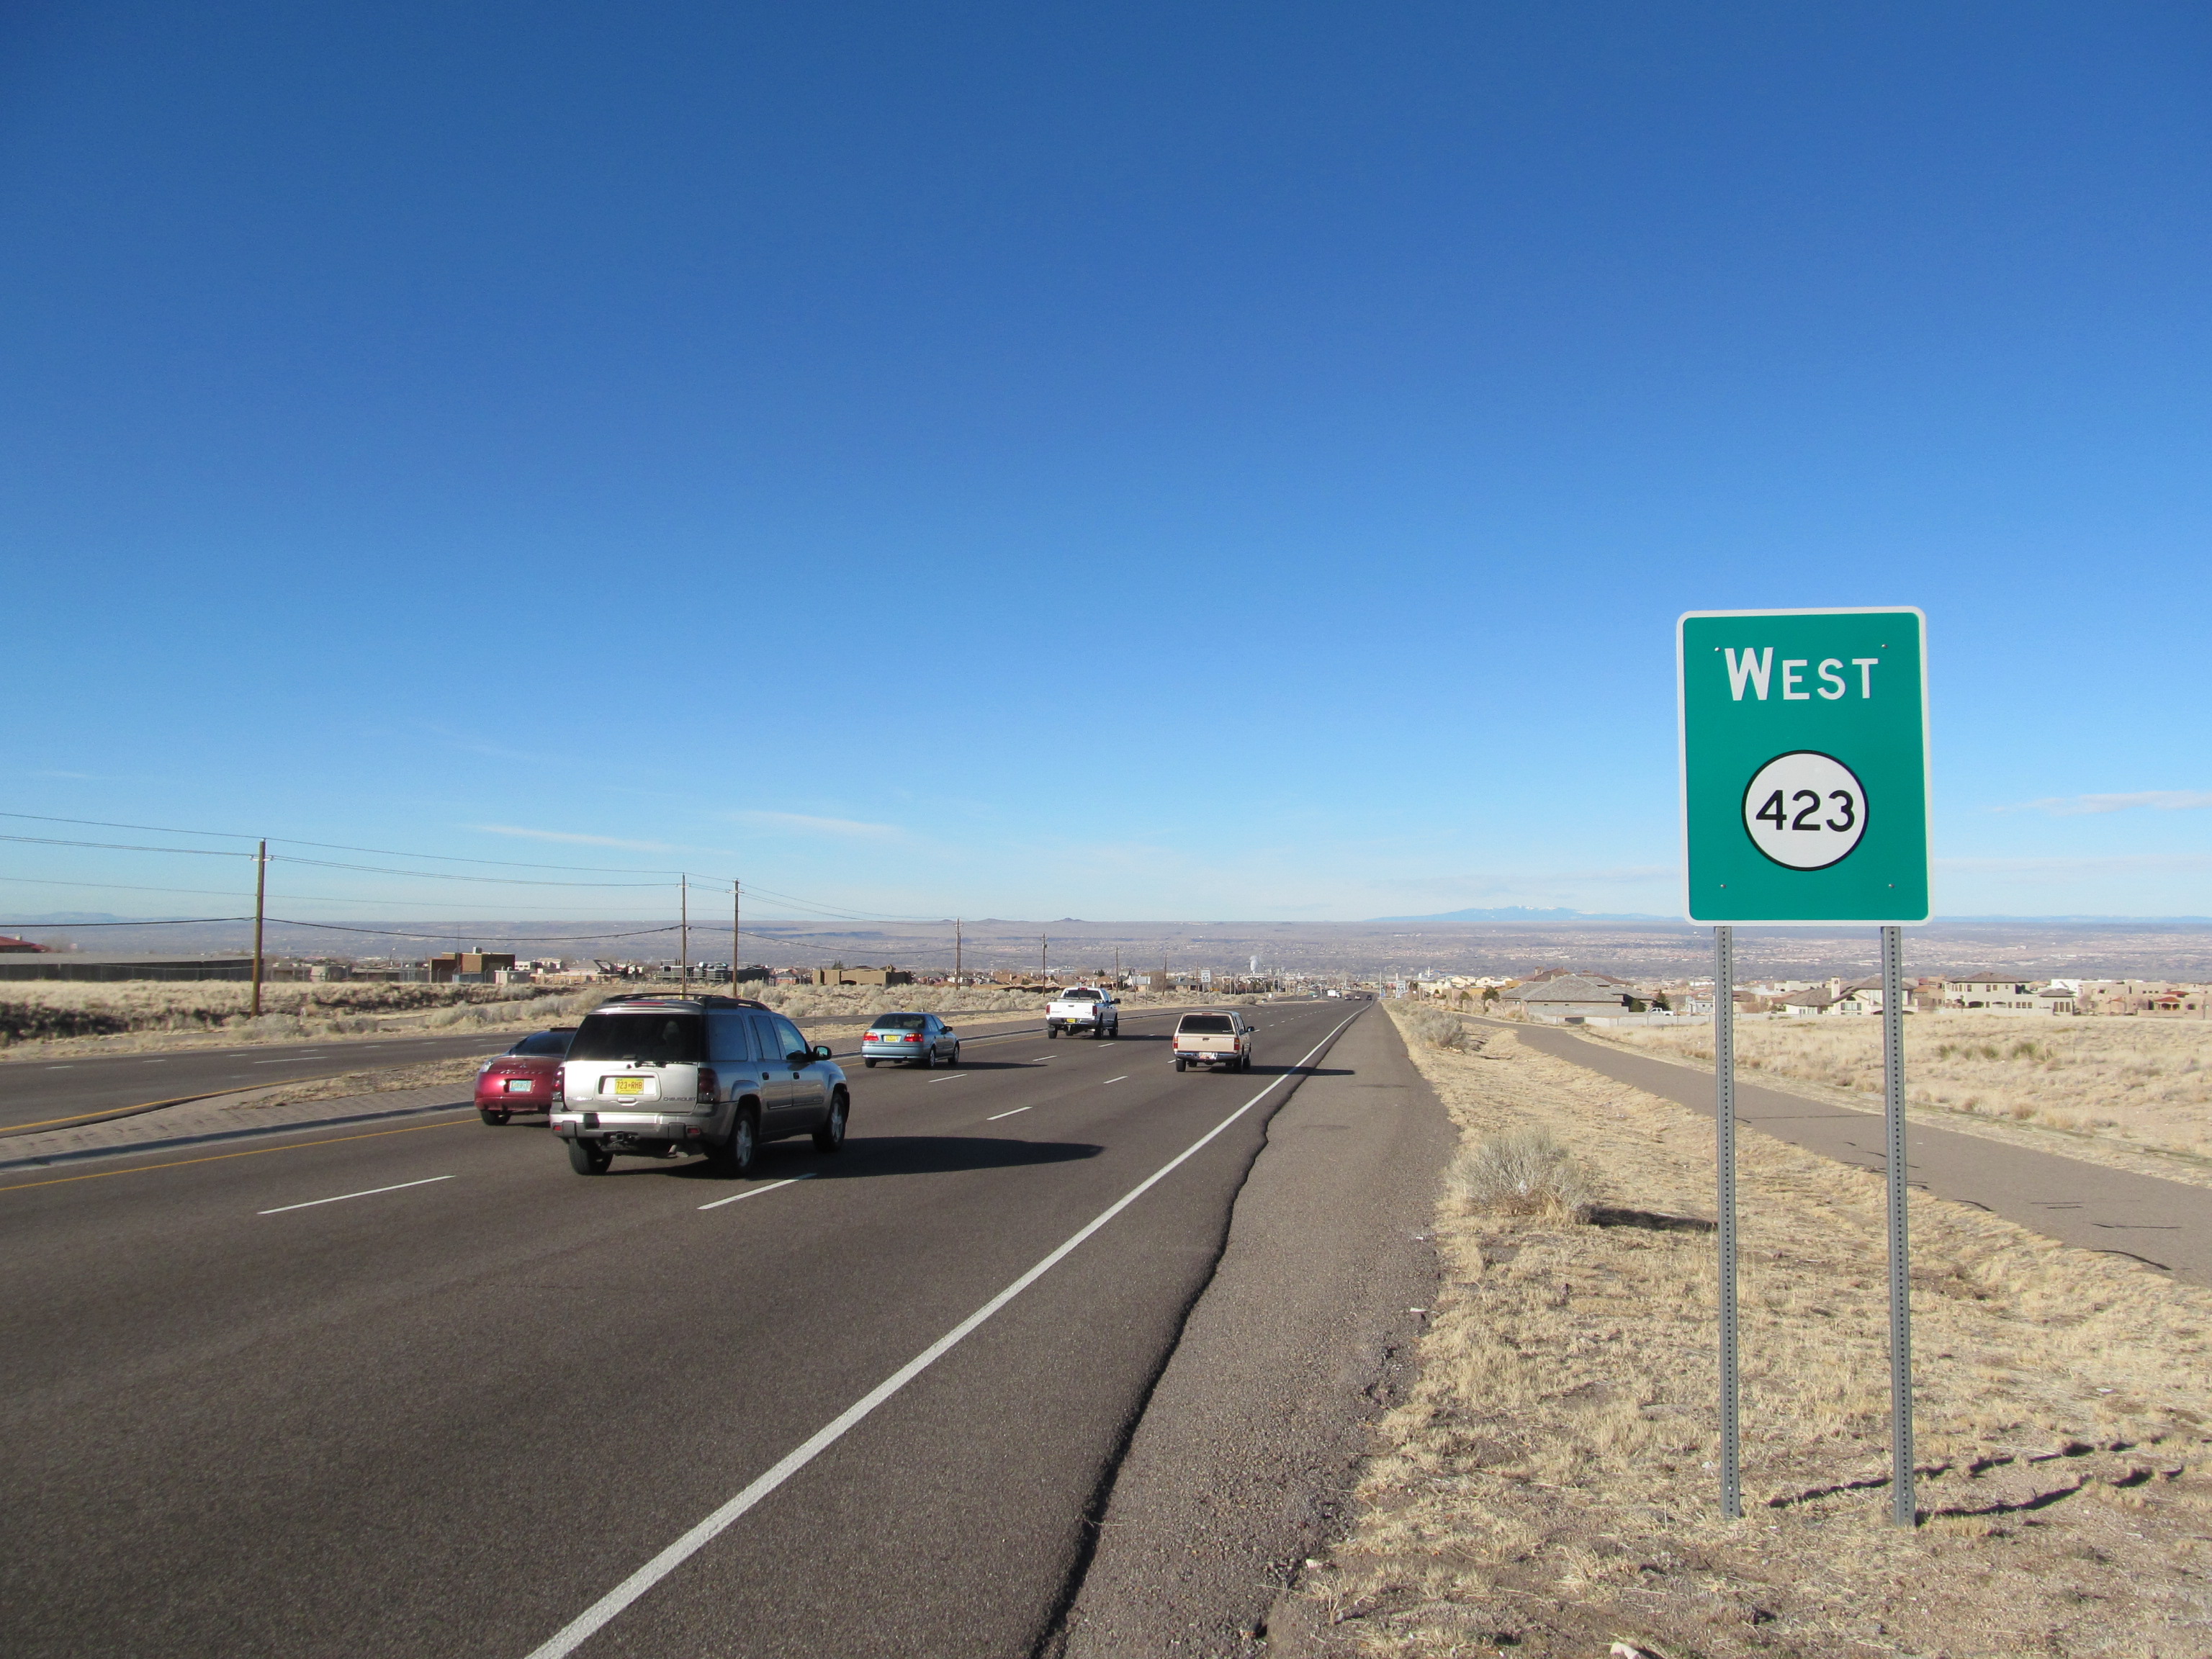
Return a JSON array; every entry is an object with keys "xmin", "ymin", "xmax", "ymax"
[{"xmin": 696, "ymin": 1066, "xmax": 720, "ymax": 1102}]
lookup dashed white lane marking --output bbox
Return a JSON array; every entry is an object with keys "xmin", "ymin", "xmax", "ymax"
[
  {"xmin": 518, "ymin": 1005, "xmax": 1364, "ymax": 1659},
  {"xmin": 1102, "ymin": 1076, "xmax": 1128, "ymax": 1084},
  {"xmin": 926, "ymin": 1074, "xmax": 968, "ymax": 1084},
  {"xmin": 698, "ymin": 1173, "xmax": 817, "ymax": 1212},
  {"xmin": 984, "ymin": 1106, "xmax": 1030, "ymax": 1120},
  {"xmin": 258, "ymin": 1174, "xmax": 452, "ymax": 1215}
]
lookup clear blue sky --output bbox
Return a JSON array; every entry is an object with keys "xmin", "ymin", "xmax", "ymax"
[{"xmin": 4, "ymin": 2, "xmax": 2207, "ymax": 927}]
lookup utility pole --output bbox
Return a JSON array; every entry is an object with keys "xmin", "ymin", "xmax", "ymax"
[
  {"xmin": 250, "ymin": 838, "xmax": 267, "ymax": 1017},
  {"xmin": 731, "ymin": 881, "xmax": 741, "ymax": 994},
  {"xmin": 1113, "ymin": 945, "xmax": 1120, "ymax": 984},
  {"xmin": 680, "ymin": 875, "xmax": 689, "ymax": 995},
  {"xmin": 1040, "ymin": 933, "xmax": 1048, "ymax": 984},
  {"xmin": 954, "ymin": 918, "xmax": 962, "ymax": 985}
]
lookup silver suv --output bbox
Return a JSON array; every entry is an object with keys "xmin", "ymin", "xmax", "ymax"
[{"xmin": 550, "ymin": 995, "xmax": 848, "ymax": 1177}]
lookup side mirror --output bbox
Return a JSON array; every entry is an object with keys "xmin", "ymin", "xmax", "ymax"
[{"xmin": 811, "ymin": 1043, "xmax": 833, "ymax": 1061}]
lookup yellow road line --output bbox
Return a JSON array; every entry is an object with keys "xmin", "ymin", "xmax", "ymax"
[{"xmin": 0, "ymin": 1115, "xmax": 474, "ymax": 1195}]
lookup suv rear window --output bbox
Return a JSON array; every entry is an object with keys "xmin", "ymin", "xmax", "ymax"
[
  {"xmin": 567, "ymin": 1012, "xmax": 706, "ymax": 1065},
  {"xmin": 872, "ymin": 1014, "xmax": 927, "ymax": 1030},
  {"xmin": 1177, "ymin": 1015, "xmax": 1234, "ymax": 1033}
]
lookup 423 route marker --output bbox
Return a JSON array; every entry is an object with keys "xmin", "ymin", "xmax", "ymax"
[{"xmin": 1676, "ymin": 606, "xmax": 1932, "ymax": 1530}]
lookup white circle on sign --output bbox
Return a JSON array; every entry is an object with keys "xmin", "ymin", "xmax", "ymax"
[{"xmin": 1742, "ymin": 752, "xmax": 1868, "ymax": 871}]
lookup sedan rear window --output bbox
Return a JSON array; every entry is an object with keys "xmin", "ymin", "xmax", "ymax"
[
  {"xmin": 871, "ymin": 1014, "xmax": 928, "ymax": 1031},
  {"xmin": 1178, "ymin": 1015, "xmax": 1235, "ymax": 1033},
  {"xmin": 509, "ymin": 1030, "xmax": 574, "ymax": 1057},
  {"xmin": 567, "ymin": 1013, "xmax": 706, "ymax": 1065}
]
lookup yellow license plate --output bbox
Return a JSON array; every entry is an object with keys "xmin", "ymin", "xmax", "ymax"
[{"xmin": 612, "ymin": 1076, "xmax": 646, "ymax": 1096}]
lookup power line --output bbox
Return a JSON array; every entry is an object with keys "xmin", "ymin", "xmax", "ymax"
[
  {"xmin": 0, "ymin": 916, "xmax": 248, "ymax": 927},
  {"xmin": 270, "ymin": 855, "xmax": 670, "ymax": 889},
  {"xmin": 2, "ymin": 811, "xmax": 951, "ymax": 922},
  {"xmin": 0, "ymin": 832, "xmax": 251, "ymax": 858},
  {"xmin": 266, "ymin": 918, "xmax": 686, "ymax": 943},
  {"xmin": 0, "ymin": 810, "xmax": 258, "ymax": 842},
  {"xmin": 0, "ymin": 809, "xmax": 684, "ymax": 875}
]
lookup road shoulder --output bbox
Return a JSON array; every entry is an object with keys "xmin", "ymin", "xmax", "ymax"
[{"xmin": 1054, "ymin": 1005, "xmax": 1455, "ymax": 1658}]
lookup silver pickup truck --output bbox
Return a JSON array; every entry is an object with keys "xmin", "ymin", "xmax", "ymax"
[{"xmin": 1172, "ymin": 1010, "xmax": 1256, "ymax": 1072}]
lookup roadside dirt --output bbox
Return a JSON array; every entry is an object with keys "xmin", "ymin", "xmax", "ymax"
[{"xmin": 1282, "ymin": 1012, "xmax": 2212, "ymax": 1658}]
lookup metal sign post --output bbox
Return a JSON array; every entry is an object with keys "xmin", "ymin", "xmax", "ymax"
[
  {"xmin": 1714, "ymin": 923, "xmax": 1740, "ymax": 1519},
  {"xmin": 1882, "ymin": 924, "xmax": 1915, "ymax": 1526},
  {"xmin": 1678, "ymin": 607, "xmax": 1930, "ymax": 1529}
]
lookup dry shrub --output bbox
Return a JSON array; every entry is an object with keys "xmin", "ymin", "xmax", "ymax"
[
  {"xmin": 1398, "ymin": 1004, "xmax": 1470, "ymax": 1051},
  {"xmin": 1452, "ymin": 1127, "xmax": 1594, "ymax": 1222}
]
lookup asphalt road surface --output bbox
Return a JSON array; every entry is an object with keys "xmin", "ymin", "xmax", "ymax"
[
  {"xmin": 0, "ymin": 1010, "xmax": 1139, "ymax": 1137},
  {"xmin": 0, "ymin": 999, "xmax": 1366, "ymax": 1658},
  {"xmin": 1496, "ymin": 1019, "xmax": 2212, "ymax": 1287},
  {"xmin": 0, "ymin": 1030, "xmax": 521, "ymax": 1133}
]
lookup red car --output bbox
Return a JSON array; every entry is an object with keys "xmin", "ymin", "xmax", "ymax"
[{"xmin": 475, "ymin": 1027, "xmax": 576, "ymax": 1124}]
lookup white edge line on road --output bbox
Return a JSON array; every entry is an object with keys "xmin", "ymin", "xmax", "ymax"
[
  {"xmin": 696, "ymin": 1173, "xmax": 817, "ymax": 1211},
  {"xmin": 518, "ymin": 1004, "xmax": 1362, "ymax": 1659},
  {"xmin": 258, "ymin": 1174, "xmax": 453, "ymax": 1215},
  {"xmin": 984, "ymin": 1106, "xmax": 1030, "ymax": 1120}
]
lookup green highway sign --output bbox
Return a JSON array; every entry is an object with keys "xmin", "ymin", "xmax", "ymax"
[{"xmin": 1678, "ymin": 607, "xmax": 1930, "ymax": 925}]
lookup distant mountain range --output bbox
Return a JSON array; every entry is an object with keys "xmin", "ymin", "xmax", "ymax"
[{"xmin": 1371, "ymin": 906, "xmax": 1673, "ymax": 923}]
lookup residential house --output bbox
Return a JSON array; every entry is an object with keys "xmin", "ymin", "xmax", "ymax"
[
  {"xmin": 1498, "ymin": 974, "xmax": 1634, "ymax": 1023},
  {"xmin": 1832, "ymin": 979, "xmax": 1887, "ymax": 1015},
  {"xmin": 1941, "ymin": 972, "xmax": 2039, "ymax": 1012},
  {"xmin": 1780, "ymin": 991, "xmax": 1838, "ymax": 1017}
]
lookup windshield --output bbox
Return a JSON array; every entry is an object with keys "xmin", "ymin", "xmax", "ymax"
[
  {"xmin": 509, "ymin": 1030, "xmax": 573, "ymax": 1057},
  {"xmin": 1178, "ymin": 1015, "xmax": 1234, "ymax": 1033},
  {"xmin": 871, "ymin": 1014, "xmax": 927, "ymax": 1031},
  {"xmin": 566, "ymin": 1013, "xmax": 706, "ymax": 1065}
]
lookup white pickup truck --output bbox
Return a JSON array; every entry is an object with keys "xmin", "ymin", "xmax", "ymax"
[
  {"xmin": 1172, "ymin": 1010, "xmax": 1256, "ymax": 1072},
  {"xmin": 1046, "ymin": 986, "xmax": 1120, "ymax": 1039}
]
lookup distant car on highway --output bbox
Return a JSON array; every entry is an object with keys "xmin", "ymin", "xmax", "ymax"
[
  {"xmin": 862, "ymin": 1012, "xmax": 961, "ymax": 1069},
  {"xmin": 474, "ymin": 1026, "xmax": 576, "ymax": 1124},
  {"xmin": 550, "ymin": 994, "xmax": 847, "ymax": 1176},
  {"xmin": 1172, "ymin": 1010, "xmax": 1256, "ymax": 1072}
]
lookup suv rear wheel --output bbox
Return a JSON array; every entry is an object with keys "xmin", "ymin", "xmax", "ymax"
[
  {"xmin": 709, "ymin": 1105, "xmax": 760, "ymax": 1177},
  {"xmin": 568, "ymin": 1139, "xmax": 611, "ymax": 1176}
]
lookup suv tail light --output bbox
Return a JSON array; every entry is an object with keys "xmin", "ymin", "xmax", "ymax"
[
  {"xmin": 696, "ymin": 1066, "xmax": 720, "ymax": 1103},
  {"xmin": 552, "ymin": 1064, "xmax": 565, "ymax": 1107}
]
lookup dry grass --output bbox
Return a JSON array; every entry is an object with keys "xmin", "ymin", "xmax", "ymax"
[
  {"xmin": 1287, "ymin": 1007, "xmax": 2212, "ymax": 1658},
  {"xmin": 1594, "ymin": 1013, "xmax": 2212, "ymax": 1166},
  {"xmin": 0, "ymin": 981, "xmax": 602, "ymax": 1058}
]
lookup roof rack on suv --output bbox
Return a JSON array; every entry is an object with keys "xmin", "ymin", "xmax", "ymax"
[{"xmin": 595, "ymin": 993, "xmax": 771, "ymax": 1011}]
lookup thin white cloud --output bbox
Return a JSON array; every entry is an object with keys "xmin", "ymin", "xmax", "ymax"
[
  {"xmin": 731, "ymin": 811, "xmax": 902, "ymax": 840},
  {"xmin": 470, "ymin": 824, "xmax": 681, "ymax": 854},
  {"xmin": 1999, "ymin": 791, "xmax": 2212, "ymax": 817},
  {"xmin": 1936, "ymin": 853, "xmax": 2212, "ymax": 876}
]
